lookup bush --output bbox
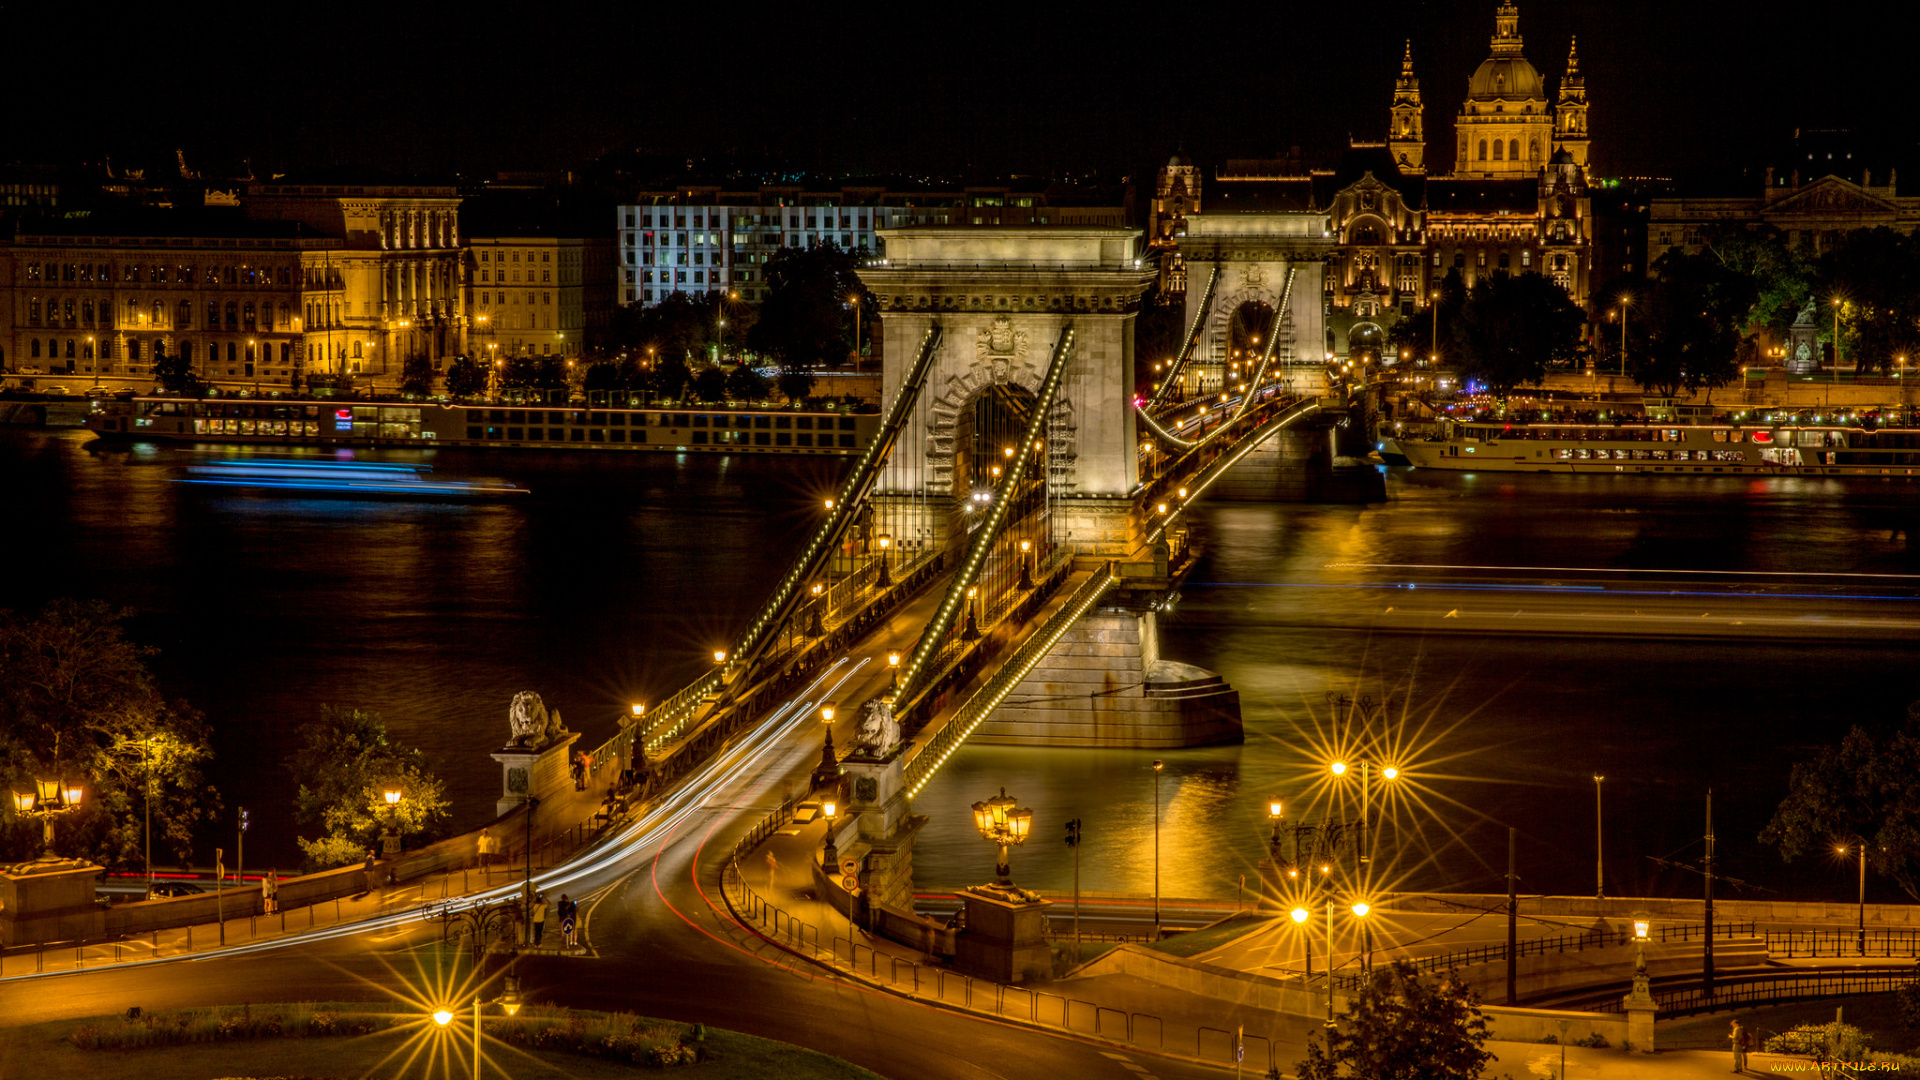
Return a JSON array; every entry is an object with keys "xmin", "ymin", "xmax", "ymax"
[
  {"xmin": 1571, "ymin": 1032, "xmax": 1609, "ymax": 1049},
  {"xmin": 486, "ymin": 1010, "xmax": 702, "ymax": 1067},
  {"xmin": 1899, "ymin": 976, "xmax": 1920, "ymax": 1030},
  {"xmin": 1763, "ymin": 1022, "xmax": 1870, "ymax": 1059},
  {"xmin": 69, "ymin": 1005, "xmax": 374, "ymax": 1050}
]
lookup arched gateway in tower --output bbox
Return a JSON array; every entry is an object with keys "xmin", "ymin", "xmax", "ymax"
[
  {"xmin": 1171, "ymin": 207, "xmax": 1335, "ymax": 400},
  {"xmin": 857, "ymin": 228, "xmax": 1154, "ymax": 558}
]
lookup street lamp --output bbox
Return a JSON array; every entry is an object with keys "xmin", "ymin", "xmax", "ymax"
[
  {"xmin": 821, "ymin": 702, "xmax": 836, "ymax": 724},
  {"xmin": 382, "ymin": 787, "xmax": 404, "ymax": 855},
  {"xmin": 1838, "ymin": 842, "xmax": 1868, "ymax": 954},
  {"xmin": 887, "ymin": 650, "xmax": 901, "ymax": 692},
  {"xmin": 1594, "ymin": 774, "xmax": 1606, "ymax": 900},
  {"xmin": 969, "ymin": 787, "xmax": 1033, "ymax": 887},
  {"xmin": 11, "ymin": 779, "xmax": 84, "ymax": 856},
  {"xmin": 1018, "ymin": 538, "xmax": 1034, "ymax": 590},
  {"xmin": 434, "ymin": 976, "xmax": 525, "ymax": 1080},
  {"xmin": 1617, "ymin": 295, "xmax": 1632, "ymax": 378}
]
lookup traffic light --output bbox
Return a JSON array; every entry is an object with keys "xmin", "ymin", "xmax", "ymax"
[{"xmin": 1064, "ymin": 818, "xmax": 1081, "ymax": 848}]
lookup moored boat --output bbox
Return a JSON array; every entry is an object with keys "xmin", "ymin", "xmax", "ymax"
[{"xmin": 1400, "ymin": 417, "xmax": 1920, "ymax": 477}]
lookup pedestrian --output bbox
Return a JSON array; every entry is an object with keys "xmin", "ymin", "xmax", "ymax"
[
  {"xmin": 262, "ymin": 871, "xmax": 278, "ymax": 915},
  {"xmin": 570, "ymin": 752, "xmax": 585, "ymax": 791},
  {"xmin": 531, "ymin": 892, "xmax": 549, "ymax": 946},
  {"xmin": 364, "ymin": 849, "xmax": 377, "ymax": 893},
  {"xmin": 478, "ymin": 827, "xmax": 494, "ymax": 871},
  {"xmin": 1730, "ymin": 1019, "xmax": 1749, "ymax": 1073},
  {"xmin": 560, "ymin": 893, "xmax": 578, "ymax": 948},
  {"xmin": 766, "ymin": 851, "xmax": 779, "ymax": 890}
]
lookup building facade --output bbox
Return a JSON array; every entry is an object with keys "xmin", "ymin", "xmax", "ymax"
[
  {"xmin": 244, "ymin": 182, "xmax": 466, "ymax": 380},
  {"xmin": 615, "ymin": 186, "xmax": 1128, "ymax": 306},
  {"xmin": 3, "ymin": 215, "xmax": 345, "ymax": 387},
  {"xmin": 466, "ymin": 236, "xmax": 586, "ymax": 362},
  {"xmin": 1162, "ymin": 1, "xmax": 1594, "ymax": 362}
]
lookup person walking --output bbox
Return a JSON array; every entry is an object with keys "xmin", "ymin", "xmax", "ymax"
[
  {"xmin": 560, "ymin": 893, "xmax": 578, "ymax": 948},
  {"xmin": 262, "ymin": 871, "xmax": 278, "ymax": 915},
  {"xmin": 1730, "ymin": 1019, "xmax": 1750, "ymax": 1073},
  {"xmin": 766, "ymin": 851, "xmax": 779, "ymax": 890},
  {"xmin": 531, "ymin": 893, "xmax": 549, "ymax": 947}
]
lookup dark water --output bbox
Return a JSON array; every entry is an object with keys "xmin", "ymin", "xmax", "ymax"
[{"xmin": 6, "ymin": 429, "xmax": 1919, "ymax": 908}]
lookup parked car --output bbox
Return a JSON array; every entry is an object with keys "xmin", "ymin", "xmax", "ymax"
[
  {"xmin": 149, "ymin": 881, "xmax": 205, "ymax": 897},
  {"xmin": 42, "ymin": 385, "xmax": 69, "ymax": 395}
]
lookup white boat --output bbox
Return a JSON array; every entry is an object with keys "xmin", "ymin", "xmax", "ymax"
[{"xmin": 1400, "ymin": 417, "xmax": 1920, "ymax": 477}]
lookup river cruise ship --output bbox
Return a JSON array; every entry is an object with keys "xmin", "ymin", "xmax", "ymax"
[
  {"xmin": 1399, "ymin": 418, "xmax": 1920, "ymax": 477},
  {"xmin": 85, "ymin": 397, "xmax": 880, "ymax": 455}
]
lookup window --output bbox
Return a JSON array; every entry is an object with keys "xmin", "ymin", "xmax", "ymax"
[
  {"xmin": 1521, "ymin": 250, "xmax": 1532, "ymax": 268},
  {"xmin": 178, "ymin": 300, "xmax": 191, "ymax": 327},
  {"xmin": 1492, "ymin": 140, "xmax": 1503, "ymax": 161},
  {"xmin": 1498, "ymin": 252, "xmax": 1510, "ymax": 269},
  {"xmin": 28, "ymin": 298, "xmax": 39, "ymax": 325},
  {"xmin": 1478, "ymin": 140, "xmax": 1488, "ymax": 161},
  {"xmin": 1509, "ymin": 139, "xmax": 1520, "ymax": 161}
]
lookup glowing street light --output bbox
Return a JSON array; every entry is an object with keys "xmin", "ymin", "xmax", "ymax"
[{"xmin": 969, "ymin": 787, "xmax": 1033, "ymax": 887}]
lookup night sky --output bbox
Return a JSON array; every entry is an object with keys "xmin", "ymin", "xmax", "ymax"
[{"xmin": 0, "ymin": 1, "xmax": 1908, "ymax": 182}]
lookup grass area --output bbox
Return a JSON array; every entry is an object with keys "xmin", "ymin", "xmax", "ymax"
[
  {"xmin": 1659, "ymin": 992, "xmax": 1920, "ymax": 1055},
  {"xmin": 1143, "ymin": 912, "xmax": 1269, "ymax": 959},
  {"xmin": 2, "ymin": 1003, "xmax": 884, "ymax": 1080}
]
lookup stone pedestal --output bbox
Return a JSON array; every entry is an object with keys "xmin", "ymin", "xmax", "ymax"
[
  {"xmin": 491, "ymin": 732, "xmax": 581, "ymax": 817},
  {"xmin": 1787, "ymin": 310, "xmax": 1820, "ymax": 375},
  {"xmin": 832, "ymin": 741, "xmax": 923, "ymax": 914},
  {"xmin": 955, "ymin": 885, "xmax": 1053, "ymax": 984},
  {"xmin": 0, "ymin": 858, "xmax": 106, "ymax": 947},
  {"xmin": 1622, "ymin": 977, "xmax": 1657, "ymax": 1052}
]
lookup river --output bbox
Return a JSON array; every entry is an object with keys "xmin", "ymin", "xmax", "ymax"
[{"xmin": 4, "ymin": 429, "xmax": 1917, "ymax": 906}]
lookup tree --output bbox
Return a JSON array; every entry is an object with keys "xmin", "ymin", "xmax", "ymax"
[
  {"xmin": 691, "ymin": 366, "xmax": 728, "ymax": 403},
  {"xmin": 444, "ymin": 356, "xmax": 487, "ymax": 400},
  {"xmin": 1295, "ymin": 961, "xmax": 1496, "ymax": 1080},
  {"xmin": 1450, "ymin": 271, "xmax": 1586, "ymax": 398},
  {"xmin": 0, "ymin": 600, "xmax": 219, "ymax": 868},
  {"xmin": 748, "ymin": 243, "xmax": 864, "ymax": 372},
  {"xmin": 1760, "ymin": 702, "xmax": 1920, "ymax": 900},
  {"xmin": 1388, "ymin": 268, "xmax": 1469, "ymax": 364},
  {"xmin": 651, "ymin": 356, "xmax": 692, "ymax": 401},
  {"xmin": 1631, "ymin": 253, "xmax": 1746, "ymax": 397},
  {"xmin": 725, "ymin": 364, "xmax": 769, "ymax": 401},
  {"xmin": 1822, "ymin": 228, "xmax": 1920, "ymax": 375},
  {"xmin": 503, "ymin": 355, "xmax": 565, "ymax": 391},
  {"xmin": 150, "ymin": 347, "xmax": 204, "ymax": 396},
  {"xmin": 777, "ymin": 367, "xmax": 815, "ymax": 403},
  {"xmin": 287, "ymin": 705, "xmax": 450, "ymax": 870},
  {"xmin": 582, "ymin": 361, "xmax": 621, "ymax": 394},
  {"xmin": 400, "ymin": 354, "xmax": 436, "ymax": 398}
]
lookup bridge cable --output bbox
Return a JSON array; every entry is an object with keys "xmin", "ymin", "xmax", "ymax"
[
  {"xmin": 893, "ymin": 325, "xmax": 1077, "ymax": 710},
  {"xmin": 642, "ymin": 326, "xmax": 944, "ymax": 751},
  {"xmin": 1145, "ymin": 264, "xmax": 1219, "ymax": 413}
]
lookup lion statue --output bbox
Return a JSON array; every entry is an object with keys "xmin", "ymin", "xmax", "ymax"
[
  {"xmin": 507, "ymin": 691, "xmax": 568, "ymax": 750},
  {"xmin": 856, "ymin": 697, "xmax": 901, "ymax": 758}
]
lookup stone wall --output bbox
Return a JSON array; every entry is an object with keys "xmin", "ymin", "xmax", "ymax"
[{"xmin": 974, "ymin": 610, "xmax": 1242, "ymax": 747}]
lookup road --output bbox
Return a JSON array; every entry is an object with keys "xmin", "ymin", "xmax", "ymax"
[{"xmin": 2, "ymin": 633, "xmax": 1246, "ymax": 1080}]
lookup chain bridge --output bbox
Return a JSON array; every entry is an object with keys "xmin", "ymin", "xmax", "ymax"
[{"xmin": 591, "ymin": 222, "xmax": 1377, "ymax": 914}]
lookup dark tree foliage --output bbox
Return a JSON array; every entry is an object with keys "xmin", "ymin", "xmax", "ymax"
[
  {"xmin": 747, "ymin": 243, "xmax": 864, "ymax": 371},
  {"xmin": 777, "ymin": 367, "xmax": 816, "ymax": 403},
  {"xmin": 691, "ymin": 366, "xmax": 728, "ymax": 403},
  {"xmin": 651, "ymin": 356, "xmax": 691, "ymax": 401},
  {"xmin": 0, "ymin": 600, "xmax": 219, "ymax": 868},
  {"xmin": 607, "ymin": 291, "xmax": 721, "ymax": 365},
  {"xmin": 503, "ymin": 355, "xmax": 565, "ymax": 390},
  {"xmin": 399, "ymin": 354, "xmax": 436, "ymax": 398},
  {"xmin": 725, "ymin": 364, "xmax": 769, "ymax": 401},
  {"xmin": 443, "ymin": 356, "xmax": 487, "ymax": 399},
  {"xmin": 1450, "ymin": 270, "xmax": 1586, "ymax": 398},
  {"xmin": 1761, "ymin": 702, "xmax": 1920, "ymax": 900},
  {"xmin": 287, "ymin": 705, "xmax": 450, "ymax": 870},
  {"xmin": 1821, "ymin": 228, "xmax": 1920, "ymax": 375},
  {"xmin": 150, "ymin": 347, "xmax": 205, "ymax": 395},
  {"xmin": 1295, "ymin": 961, "xmax": 1495, "ymax": 1080},
  {"xmin": 582, "ymin": 361, "xmax": 621, "ymax": 394},
  {"xmin": 1631, "ymin": 249, "xmax": 1749, "ymax": 397},
  {"xmin": 1387, "ymin": 268, "xmax": 1469, "ymax": 363}
]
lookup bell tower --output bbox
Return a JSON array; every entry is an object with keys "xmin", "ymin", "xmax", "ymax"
[
  {"xmin": 1554, "ymin": 37, "xmax": 1590, "ymax": 169},
  {"xmin": 1388, "ymin": 40, "xmax": 1426, "ymax": 175}
]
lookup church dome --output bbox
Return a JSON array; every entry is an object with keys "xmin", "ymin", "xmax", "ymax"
[
  {"xmin": 1168, "ymin": 150, "xmax": 1192, "ymax": 168},
  {"xmin": 1466, "ymin": 56, "xmax": 1544, "ymax": 102}
]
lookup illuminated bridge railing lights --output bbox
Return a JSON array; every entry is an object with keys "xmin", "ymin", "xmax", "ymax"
[
  {"xmin": 904, "ymin": 561, "xmax": 1118, "ymax": 799},
  {"xmin": 895, "ymin": 326, "xmax": 1075, "ymax": 706}
]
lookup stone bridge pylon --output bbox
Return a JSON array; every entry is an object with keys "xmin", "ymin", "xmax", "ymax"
[{"xmin": 858, "ymin": 228, "xmax": 1155, "ymax": 558}]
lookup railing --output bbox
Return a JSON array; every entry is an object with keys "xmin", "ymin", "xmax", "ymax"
[
  {"xmin": 896, "ymin": 325, "xmax": 1076, "ymax": 703},
  {"xmin": 1325, "ymin": 921, "xmax": 1758, "ymax": 991},
  {"xmin": 904, "ymin": 560, "xmax": 1118, "ymax": 798},
  {"xmin": 1584, "ymin": 967, "xmax": 1920, "ymax": 1018},
  {"xmin": 720, "ymin": 802, "xmax": 1291, "ymax": 1075},
  {"xmin": 1146, "ymin": 265, "xmax": 1220, "ymax": 415},
  {"xmin": 1767, "ymin": 928, "xmax": 1920, "ymax": 958}
]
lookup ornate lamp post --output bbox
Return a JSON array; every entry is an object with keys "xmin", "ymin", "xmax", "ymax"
[
  {"xmin": 969, "ymin": 787, "xmax": 1033, "ymax": 887},
  {"xmin": 10, "ymin": 779, "xmax": 84, "ymax": 856},
  {"xmin": 381, "ymin": 787, "xmax": 404, "ymax": 855},
  {"xmin": 887, "ymin": 651, "xmax": 901, "ymax": 693},
  {"xmin": 875, "ymin": 533, "xmax": 893, "ymax": 589}
]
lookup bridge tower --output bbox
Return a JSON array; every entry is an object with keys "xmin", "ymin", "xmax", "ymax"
[
  {"xmin": 859, "ymin": 228, "xmax": 1155, "ymax": 559},
  {"xmin": 1176, "ymin": 209, "xmax": 1334, "ymax": 399}
]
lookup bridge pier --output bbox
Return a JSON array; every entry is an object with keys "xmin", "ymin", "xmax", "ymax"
[
  {"xmin": 1211, "ymin": 420, "xmax": 1385, "ymax": 503},
  {"xmin": 972, "ymin": 605, "xmax": 1241, "ymax": 748}
]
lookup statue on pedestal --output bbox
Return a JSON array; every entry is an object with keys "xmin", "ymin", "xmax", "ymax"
[
  {"xmin": 856, "ymin": 698, "xmax": 901, "ymax": 759},
  {"xmin": 506, "ymin": 691, "xmax": 568, "ymax": 751}
]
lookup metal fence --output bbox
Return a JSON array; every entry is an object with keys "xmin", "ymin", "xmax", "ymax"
[
  {"xmin": 721, "ymin": 802, "xmax": 1297, "ymax": 1074},
  {"xmin": 1766, "ymin": 928, "xmax": 1920, "ymax": 958},
  {"xmin": 1327, "ymin": 921, "xmax": 1758, "ymax": 991}
]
